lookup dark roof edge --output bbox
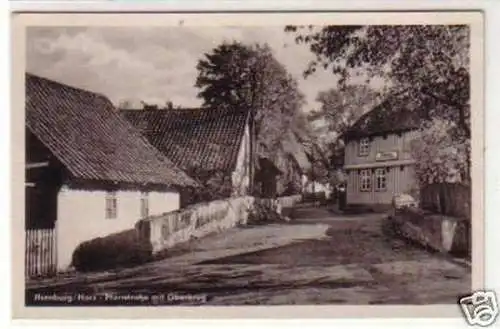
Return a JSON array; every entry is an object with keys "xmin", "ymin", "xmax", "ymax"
[
  {"xmin": 26, "ymin": 72, "xmax": 110, "ymax": 102},
  {"xmin": 64, "ymin": 177, "xmax": 190, "ymax": 193},
  {"xmin": 119, "ymin": 107, "xmax": 251, "ymax": 114}
]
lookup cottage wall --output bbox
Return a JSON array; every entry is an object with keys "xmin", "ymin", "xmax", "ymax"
[
  {"xmin": 56, "ymin": 186, "xmax": 179, "ymax": 270},
  {"xmin": 344, "ymin": 130, "xmax": 419, "ymax": 206},
  {"xmin": 231, "ymin": 123, "xmax": 251, "ymax": 196}
]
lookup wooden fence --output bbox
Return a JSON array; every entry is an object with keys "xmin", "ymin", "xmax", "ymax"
[
  {"xmin": 420, "ymin": 183, "xmax": 471, "ymax": 219},
  {"xmin": 25, "ymin": 228, "xmax": 57, "ymax": 278}
]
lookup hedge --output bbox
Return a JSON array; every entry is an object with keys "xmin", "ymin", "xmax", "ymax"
[{"xmin": 71, "ymin": 229, "xmax": 153, "ymax": 272}]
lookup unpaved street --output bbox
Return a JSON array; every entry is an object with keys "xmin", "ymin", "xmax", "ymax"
[{"xmin": 26, "ymin": 205, "xmax": 471, "ymax": 305}]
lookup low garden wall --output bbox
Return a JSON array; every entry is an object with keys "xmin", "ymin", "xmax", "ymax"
[
  {"xmin": 388, "ymin": 207, "xmax": 470, "ymax": 257},
  {"xmin": 72, "ymin": 195, "xmax": 294, "ymax": 272},
  {"xmin": 136, "ymin": 196, "xmax": 257, "ymax": 255},
  {"xmin": 276, "ymin": 194, "xmax": 302, "ymax": 208}
]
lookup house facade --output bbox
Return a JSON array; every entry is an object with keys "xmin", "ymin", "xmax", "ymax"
[
  {"xmin": 25, "ymin": 74, "xmax": 197, "ymax": 275},
  {"xmin": 343, "ymin": 131, "xmax": 420, "ymax": 206},
  {"xmin": 342, "ymin": 92, "xmax": 425, "ymax": 207}
]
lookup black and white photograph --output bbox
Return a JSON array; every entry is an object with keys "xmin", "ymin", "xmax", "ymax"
[{"xmin": 13, "ymin": 11, "xmax": 485, "ymax": 319}]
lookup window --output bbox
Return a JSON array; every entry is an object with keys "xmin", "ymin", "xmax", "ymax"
[
  {"xmin": 105, "ymin": 191, "xmax": 117, "ymax": 219},
  {"xmin": 140, "ymin": 191, "xmax": 149, "ymax": 218},
  {"xmin": 375, "ymin": 168, "xmax": 387, "ymax": 191},
  {"xmin": 359, "ymin": 138, "xmax": 370, "ymax": 156},
  {"xmin": 359, "ymin": 169, "xmax": 372, "ymax": 192}
]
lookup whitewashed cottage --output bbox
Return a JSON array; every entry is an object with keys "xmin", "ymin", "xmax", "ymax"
[{"xmin": 25, "ymin": 73, "xmax": 198, "ymax": 276}]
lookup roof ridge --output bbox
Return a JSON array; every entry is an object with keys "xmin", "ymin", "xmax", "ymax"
[
  {"xmin": 121, "ymin": 107, "xmax": 249, "ymax": 113},
  {"xmin": 26, "ymin": 73, "xmax": 198, "ymax": 188},
  {"xmin": 122, "ymin": 104, "xmax": 251, "ymax": 178},
  {"xmin": 26, "ymin": 72, "xmax": 108, "ymax": 101}
]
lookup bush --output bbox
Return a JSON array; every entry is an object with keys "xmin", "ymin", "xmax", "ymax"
[
  {"xmin": 303, "ymin": 191, "xmax": 326, "ymax": 202},
  {"xmin": 71, "ymin": 229, "xmax": 153, "ymax": 272},
  {"xmin": 280, "ymin": 181, "xmax": 302, "ymax": 197},
  {"xmin": 247, "ymin": 200, "xmax": 288, "ymax": 224}
]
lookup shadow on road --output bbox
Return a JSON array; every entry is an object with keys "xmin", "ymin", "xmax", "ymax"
[{"xmin": 197, "ymin": 219, "xmax": 436, "ymax": 267}]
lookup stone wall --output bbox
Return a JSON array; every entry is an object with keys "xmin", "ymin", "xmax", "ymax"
[
  {"xmin": 276, "ymin": 194, "xmax": 302, "ymax": 209},
  {"xmin": 388, "ymin": 207, "xmax": 470, "ymax": 257},
  {"xmin": 136, "ymin": 196, "xmax": 257, "ymax": 255},
  {"xmin": 135, "ymin": 195, "xmax": 303, "ymax": 257}
]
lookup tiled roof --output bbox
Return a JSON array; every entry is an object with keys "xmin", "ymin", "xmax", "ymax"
[
  {"xmin": 121, "ymin": 107, "xmax": 250, "ymax": 176},
  {"xmin": 280, "ymin": 131, "xmax": 311, "ymax": 173},
  {"xmin": 344, "ymin": 90, "xmax": 432, "ymax": 140},
  {"xmin": 25, "ymin": 73, "xmax": 198, "ymax": 188}
]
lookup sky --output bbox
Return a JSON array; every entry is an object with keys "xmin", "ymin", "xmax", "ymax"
[{"xmin": 26, "ymin": 26, "xmax": 342, "ymax": 112}]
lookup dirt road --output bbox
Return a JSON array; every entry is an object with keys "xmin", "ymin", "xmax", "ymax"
[{"xmin": 26, "ymin": 205, "xmax": 471, "ymax": 305}]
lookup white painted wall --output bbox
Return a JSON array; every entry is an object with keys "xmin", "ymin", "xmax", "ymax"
[
  {"xmin": 56, "ymin": 185, "xmax": 180, "ymax": 270},
  {"xmin": 301, "ymin": 174, "xmax": 308, "ymax": 191},
  {"xmin": 231, "ymin": 123, "xmax": 250, "ymax": 196},
  {"xmin": 302, "ymin": 174, "xmax": 332, "ymax": 198},
  {"xmin": 149, "ymin": 191, "xmax": 180, "ymax": 216}
]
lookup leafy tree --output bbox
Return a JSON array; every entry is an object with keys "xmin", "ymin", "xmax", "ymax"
[
  {"xmin": 311, "ymin": 85, "xmax": 381, "ymax": 137},
  {"xmin": 309, "ymin": 85, "xmax": 381, "ymax": 172},
  {"xmin": 286, "ymin": 24, "xmax": 471, "ymax": 184},
  {"xmin": 285, "ymin": 25, "xmax": 470, "ymax": 139},
  {"xmin": 410, "ymin": 118, "xmax": 470, "ymax": 185},
  {"xmin": 195, "ymin": 42, "xmax": 307, "ymax": 156},
  {"xmin": 195, "ymin": 41, "xmax": 312, "ymax": 195}
]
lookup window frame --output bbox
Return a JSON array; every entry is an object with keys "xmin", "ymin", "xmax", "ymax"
[
  {"xmin": 375, "ymin": 168, "xmax": 388, "ymax": 191},
  {"xmin": 105, "ymin": 191, "xmax": 118, "ymax": 219},
  {"xmin": 358, "ymin": 137, "xmax": 371, "ymax": 157},
  {"xmin": 359, "ymin": 169, "xmax": 372, "ymax": 192},
  {"xmin": 140, "ymin": 191, "xmax": 149, "ymax": 218}
]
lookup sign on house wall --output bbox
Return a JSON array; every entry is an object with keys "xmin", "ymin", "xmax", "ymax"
[{"xmin": 375, "ymin": 151, "xmax": 399, "ymax": 162}]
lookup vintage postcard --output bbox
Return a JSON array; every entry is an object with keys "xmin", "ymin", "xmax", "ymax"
[{"xmin": 11, "ymin": 11, "xmax": 485, "ymax": 320}]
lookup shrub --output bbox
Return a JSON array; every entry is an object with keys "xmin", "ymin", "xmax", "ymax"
[
  {"xmin": 280, "ymin": 181, "xmax": 302, "ymax": 197},
  {"xmin": 247, "ymin": 199, "xmax": 288, "ymax": 224},
  {"xmin": 71, "ymin": 229, "xmax": 153, "ymax": 272},
  {"xmin": 303, "ymin": 191, "xmax": 326, "ymax": 202}
]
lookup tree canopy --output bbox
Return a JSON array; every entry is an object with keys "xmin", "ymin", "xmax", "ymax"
[
  {"xmin": 286, "ymin": 24, "xmax": 471, "ymax": 184},
  {"xmin": 410, "ymin": 118, "xmax": 470, "ymax": 185},
  {"xmin": 195, "ymin": 41, "xmax": 311, "ymax": 164},
  {"xmin": 311, "ymin": 84, "xmax": 381, "ymax": 138},
  {"xmin": 285, "ymin": 25, "xmax": 470, "ymax": 139}
]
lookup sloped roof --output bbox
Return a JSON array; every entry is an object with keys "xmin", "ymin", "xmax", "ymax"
[
  {"xmin": 25, "ymin": 73, "xmax": 198, "ymax": 188},
  {"xmin": 121, "ymin": 107, "xmax": 250, "ymax": 175},
  {"xmin": 280, "ymin": 131, "xmax": 311, "ymax": 173},
  {"xmin": 344, "ymin": 90, "xmax": 431, "ymax": 140}
]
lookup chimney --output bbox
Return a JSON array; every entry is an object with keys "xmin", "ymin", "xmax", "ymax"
[{"xmin": 143, "ymin": 104, "xmax": 159, "ymax": 111}]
